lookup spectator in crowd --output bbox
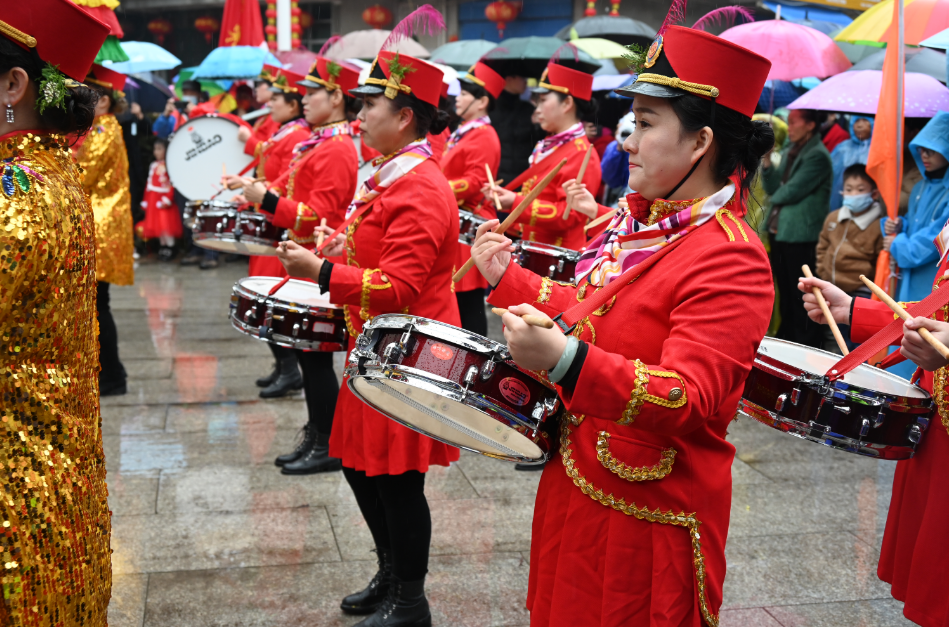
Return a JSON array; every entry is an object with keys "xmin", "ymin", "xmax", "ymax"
[
  {"xmin": 154, "ymin": 97, "xmax": 184, "ymax": 139},
  {"xmin": 490, "ymin": 75, "xmax": 542, "ymax": 184},
  {"xmin": 762, "ymin": 108, "xmax": 832, "ymax": 348},
  {"xmin": 820, "ymin": 112, "xmax": 850, "ymax": 152},
  {"xmin": 816, "ymin": 163, "xmax": 884, "ymax": 351},
  {"xmin": 900, "ymin": 118, "xmax": 927, "ymax": 213},
  {"xmin": 583, "ymin": 121, "xmax": 613, "ymax": 158},
  {"xmin": 120, "ymin": 101, "xmax": 151, "ymax": 223},
  {"xmin": 829, "ymin": 116, "xmax": 873, "ymax": 211},
  {"xmin": 599, "ymin": 110, "xmax": 634, "ymax": 206},
  {"xmin": 748, "ymin": 113, "xmax": 788, "ymax": 240}
]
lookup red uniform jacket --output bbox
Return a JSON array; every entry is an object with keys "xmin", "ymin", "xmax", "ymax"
[
  {"xmin": 427, "ymin": 128, "xmax": 450, "ymax": 166},
  {"xmin": 488, "ymin": 199, "xmax": 773, "ymax": 626},
  {"xmin": 247, "ymin": 121, "xmax": 310, "ymax": 277},
  {"xmin": 504, "ymin": 136, "xmax": 602, "ymax": 251},
  {"xmin": 254, "ymin": 132, "xmax": 359, "ymax": 277},
  {"xmin": 328, "ymin": 158, "xmax": 462, "ymax": 476},
  {"xmin": 441, "ymin": 124, "xmax": 501, "ymax": 293},
  {"xmin": 244, "ymin": 115, "xmax": 279, "ymax": 157},
  {"xmin": 850, "ymin": 263, "xmax": 949, "ymax": 627}
]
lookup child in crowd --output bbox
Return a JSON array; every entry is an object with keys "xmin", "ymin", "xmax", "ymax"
[
  {"xmin": 137, "ymin": 138, "xmax": 181, "ymax": 261},
  {"xmin": 816, "ymin": 163, "xmax": 884, "ymax": 351}
]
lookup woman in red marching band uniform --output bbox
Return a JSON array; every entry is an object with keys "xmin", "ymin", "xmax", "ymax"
[
  {"xmin": 442, "ymin": 61, "xmax": 504, "ymax": 336},
  {"xmin": 225, "ymin": 67, "xmax": 311, "ymax": 398},
  {"xmin": 278, "ymin": 50, "xmax": 459, "ymax": 627},
  {"xmin": 236, "ymin": 58, "xmax": 362, "ymax": 475},
  {"xmin": 485, "ymin": 61, "xmax": 602, "ymax": 251},
  {"xmin": 469, "ymin": 27, "xmax": 775, "ymax": 626},
  {"xmin": 238, "ymin": 65, "xmax": 279, "ymax": 157},
  {"xmin": 800, "ymin": 227, "xmax": 949, "ymax": 627}
]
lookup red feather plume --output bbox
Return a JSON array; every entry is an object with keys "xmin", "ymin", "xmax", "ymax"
[
  {"xmin": 318, "ymin": 35, "xmax": 342, "ymax": 56},
  {"xmin": 381, "ymin": 5, "xmax": 446, "ymax": 52},
  {"xmin": 692, "ymin": 6, "xmax": 754, "ymax": 31},
  {"xmin": 657, "ymin": 0, "xmax": 688, "ymax": 36}
]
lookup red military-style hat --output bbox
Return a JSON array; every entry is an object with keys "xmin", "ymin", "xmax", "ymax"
[
  {"xmin": 0, "ymin": 0, "xmax": 110, "ymax": 81},
  {"xmin": 87, "ymin": 63, "xmax": 127, "ymax": 94},
  {"xmin": 617, "ymin": 25, "xmax": 771, "ymax": 118},
  {"xmin": 535, "ymin": 62, "xmax": 594, "ymax": 102},
  {"xmin": 260, "ymin": 64, "xmax": 280, "ymax": 84},
  {"xmin": 459, "ymin": 61, "xmax": 504, "ymax": 99},
  {"xmin": 299, "ymin": 57, "xmax": 360, "ymax": 97},
  {"xmin": 270, "ymin": 67, "xmax": 306, "ymax": 95},
  {"xmin": 350, "ymin": 50, "xmax": 444, "ymax": 107}
]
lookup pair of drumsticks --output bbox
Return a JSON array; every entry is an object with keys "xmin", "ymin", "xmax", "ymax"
[{"xmin": 804, "ymin": 265, "xmax": 949, "ymax": 360}]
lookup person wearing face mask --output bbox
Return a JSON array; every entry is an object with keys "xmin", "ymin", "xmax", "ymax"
[
  {"xmin": 815, "ymin": 164, "xmax": 884, "ymax": 351},
  {"xmin": 829, "ymin": 116, "xmax": 874, "ymax": 211}
]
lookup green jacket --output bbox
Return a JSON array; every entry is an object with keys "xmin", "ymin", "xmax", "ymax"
[{"xmin": 762, "ymin": 134, "xmax": 832, "ymax": 243}]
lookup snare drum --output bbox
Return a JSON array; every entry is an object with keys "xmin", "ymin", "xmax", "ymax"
[
  {"xmin": 513, "ymin": 240, "xmax": 580, "ymax": 284},
  {"xmin": 346, "ymin": 315, "xmax": 561, "ymax": 464},
  {"xmin": 166, "ymin": 114, "xmax": 253, "ymax": 202},
  {"xmin": 459, "ymin": 210, "xmax": 489, "ymax": 246},
  {"xmin": 738, "ymin": 337, "xmax": 933, "ymax": 460},
  {"xmin": 230, "ymin": 277, "xmax": 347, "ymax": 351},
  {"xmin": 193, "ymin": 207, "xmax": 287, "ymax": 255},
  {"xmin": 184, "ymin": 200, "xmax": 237, "ymax": 230}
]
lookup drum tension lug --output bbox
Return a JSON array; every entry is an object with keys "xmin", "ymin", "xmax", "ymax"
[
  {"xmin": 874, "ymin": 408, "xmax": 885, "ymax": 428},
  {"xmin": 462, "ymin": 365, "xmax": 479, "ymax": 399},
  {"xmin": 775, "ymin": 394, "xmax": 787, "ymax": 412},
  {"xmin": 791, "ymin": 387, "xmax": 801, "ymax": 406},
  {"xmin": 908, "ymin": 424, "xmax": 923, "ymax": 444},
  {"xmin": 481, "ymin": 359, "xmax": 498, "ymax": 381},
  {"xmin": 859, "ymin": 418, "xmax": 870, "ymax": 438}
]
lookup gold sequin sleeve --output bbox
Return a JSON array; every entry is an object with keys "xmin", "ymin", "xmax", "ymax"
[
  {"xmin": 0, "ymin": 132, "xmax": 112, "ymax": 625},
  {"xmin": 75, "ymin": 113, "xmax": 134, "ymax": 286}
]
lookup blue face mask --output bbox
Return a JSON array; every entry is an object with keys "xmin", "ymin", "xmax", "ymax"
[{"xmin": 842, "ymin": 192, "xmax": 874, "ymax": 213}]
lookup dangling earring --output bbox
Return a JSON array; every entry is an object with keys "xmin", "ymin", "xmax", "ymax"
[{"xmin": 5, "ymin": 105, "xmax": 13, "ymax": 124}]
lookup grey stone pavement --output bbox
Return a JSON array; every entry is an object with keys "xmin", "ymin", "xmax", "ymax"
[{"xmin": 103, "ymin": 260, "xmax": 915, "ymax": 627}]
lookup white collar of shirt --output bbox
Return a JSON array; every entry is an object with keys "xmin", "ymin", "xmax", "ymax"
[{"xmin": 838, "ymin": 202, "xmax": 882, "ymax": 230}]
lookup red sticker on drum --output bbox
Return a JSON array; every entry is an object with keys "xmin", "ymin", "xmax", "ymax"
[
  {"xmin": 499, "ymin": 377, "xmax": 531, "ymax": 406},
  {"xmin": 430, "ymin": 343, "xmax": 454, "ymax": 361}
]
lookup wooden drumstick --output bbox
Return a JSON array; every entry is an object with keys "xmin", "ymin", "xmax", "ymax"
[
  {"xmin": 453, "ymin": 158, "xmax": 567, "ymax": 283},
  {"xmin": 802, "ymin": 265, "xmax": 849, "ymax": 356},
  {"xmin": 226, "ymin": 176, "xmax": 265, "ymax": 190},
  {"xmin": 485, "ymin": 164, "xmax": 502, "ymax": 213},
  {"xmin": 563, "ymin": 146, "xmax": 593, "ymax": 221},
  {"xmin": 859, "ymin": 274, "xmax": 949, "ymax": 360},
  {"xmin": 584, "ymin": 207, "xmax": 618, "ymax": 233},
  {"xmin": 492, "ymin": 307, "xmax": 555, "ymax": 329},
  {"xmin": 316, "ymin": 217, "xmax": 327, "ymax": 249}
]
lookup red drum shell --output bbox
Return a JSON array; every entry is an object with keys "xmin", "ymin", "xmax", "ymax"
[
  {"xmin": 193, "ymin": 208, "xmax": 288, "ymax": 256},
  {"xmin": 513, "ymin": 240, "xmax": 579, "ymax": 284}
]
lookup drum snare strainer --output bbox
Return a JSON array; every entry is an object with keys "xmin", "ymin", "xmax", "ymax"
[
  {"xmin": 346, "ymin": 314, "xmax": 561, "ymax": 464},
  {"xmin": 739, "ymin": 338, "xmax": 933, "ymax": 460}
]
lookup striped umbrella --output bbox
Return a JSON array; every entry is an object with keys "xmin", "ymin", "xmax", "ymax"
[{"xmin": 834, "ymin": 0, "xmax": 949, "ymax": 46}]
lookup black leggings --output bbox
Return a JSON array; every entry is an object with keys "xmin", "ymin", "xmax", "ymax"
[
  {"xmin": 298, "ymin": 350, "xmax": 338, "ymax": 436},
  {"xmin": 456, "ymin": 288, "xmax": 487, "ymax": 337},
  {"xmin": 96, "ymin": 281, "xmax": 126, "ymax": 386},
  {"xmin": 343, "ymin": 468, "xmax": 430, "ymax": 581}
]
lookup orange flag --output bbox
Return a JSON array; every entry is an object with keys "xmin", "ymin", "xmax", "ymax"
[
  {"xmin": 867, "ymin": 0, "xmax": 906, "ymax": 298},
  {"xmin": 220, "ymin": 0, "xmax": 265, "ymax": 47}
]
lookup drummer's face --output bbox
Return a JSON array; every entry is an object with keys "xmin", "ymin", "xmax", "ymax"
[
  {"xmin": 255, "ymin": 82, "xmax": 273, "ymax": 105},
  {"xmin": 357, "ymin": 94, "xmax": 411, "ymax": 154},
  {"xmin": 303, "ymin": 87, "xmax": 332, "ymax": 126},
  {"xmin": 269, "ymin": 93, "xmax": 297, "ymax": 124}
]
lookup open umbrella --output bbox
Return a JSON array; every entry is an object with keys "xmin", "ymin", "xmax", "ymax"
[
  {"xmin": 102, "ymin": 41, "xmax": 182, "ymax": 74},
  {"xmin": 921, "ymin": 26, "xmax": 949, "ymax": 49},
  {"xmin": 174, "ymin": 68, "xmax": 227, "ymax": 99},
  {"xmin": 719, "ymin": 20, "xmax": 851, "ymax": 80},
  {"xmin": 275, "ymin": 49, "xmax": 318, "ymax": 76},
  {"xmin": 124, "ymin": 76, "xmax": 175, "ymax": 113},
  {"xmin": 428, "ymin": 40, "xmax": 498, "ymax": 70},
  {"xmin": 834, "ymin": 0, "xmax": 949, "ymax": 46},
  {"xmin": 571, "ymin": 37, "xmax": 630, "ymax": 60},
  {"xmin": 480, "ymin": 37, "xmax": 600, "ymax": 79},
  {"xmin": 191, "ymin": 46, "xmax": 281, "ymax": 80},
  {"xmin": 786, "ymin": 70, "xmax": 949, "ymax": 117},
  {"xmin": 555, "ymin": 16, "xmax": 656, "ymax": 47},
  {"xmin": 322, "ymin": 30, "xmax": 430, "ymax": 61},
  {"xmin": 849, "ymin": 46, "xmax": 947, "ymax": 83}
]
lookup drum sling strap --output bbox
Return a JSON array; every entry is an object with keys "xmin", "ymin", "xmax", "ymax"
[{"xmin": 824, "ymin": 286, "xmax": 949, "ymax": 381}]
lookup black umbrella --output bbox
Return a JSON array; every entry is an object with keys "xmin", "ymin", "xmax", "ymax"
[
  {"xmin": 481, "ymin": 36, "xmax": 601, "ymax": 79},
  {"xmin": 555, "ymin": 16, "xmax": 657, "ymax": 48},
  {"xmin": 125, "ymin": 75, "xmax": 176, "ymax": 113},
  {"xmin": 849, "ymin": 47, "xmax": 947, "ymax": 84}
]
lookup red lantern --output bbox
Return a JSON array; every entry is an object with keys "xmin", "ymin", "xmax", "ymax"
[
  {"xmin": 609, "ymin": 0, "xmax": 621, "ymax": 16},
  {"xmin": 485, "ymin": 1, "xmax": 520, "ymax": 38},
  {"xmin": 584, "ymin": 0, "xmax": 597, "ymax": 16},
  {"xmin": 299, "ymin": 10, "xmax": 313, "ymax": 29},
  {"xmin": 266, "ymin": 1, "xmax": 277, "ymax": 50},
  {"xmin": 362, "ymin": 5, "xmax": 393, "ymax": 29},
  {"xmin": 194, "ymin": 16, "xmax": 220, "ymax": 44},
  {"xmin": 147, "ymin": 17, "xmax": 172, "ymax": 44}
]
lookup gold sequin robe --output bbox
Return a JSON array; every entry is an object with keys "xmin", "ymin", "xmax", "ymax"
[
  {"xmin": 76, "ymin": 113, "xmax": 134, "ymax": 286},
  {"xmin": 0, "ymin": 131, "xmax": 112, "ymax": 624}
]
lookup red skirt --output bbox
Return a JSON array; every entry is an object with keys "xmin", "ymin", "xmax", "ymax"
[
  {"xmin": 139, "ymin": 201, "xmax": 182, "ymax": 239},
  {"xmin": 878, "ymin": 425, "xmax": 949, "ymax": 627},
  {"xmin": 329, "ymin": 339, "xmax": 460, "ymax": 477},
  {"xmin": 528, "ymin": 454, "xmax": 703, "ymax": 627}
]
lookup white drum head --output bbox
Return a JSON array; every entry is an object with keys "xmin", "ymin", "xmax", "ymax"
[
  {"xmin": 241, "ymin": 277, "xmax": 333, "ymax": 307},
  {"xmin": 758, "ymin": 338, "xmax": 927, "ymax": 398},
  {"xmin": 167, "ymin": 115, "xmax": 253, "ymax": 201}
]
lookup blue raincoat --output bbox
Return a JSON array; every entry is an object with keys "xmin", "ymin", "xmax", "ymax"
[
  {"xmin": 885, "ymin": 112, "xmax": 949, "ymax": 378},
  {"xmin": 829, "ymin": 116, "xmax": 874, "ymax": 211}
]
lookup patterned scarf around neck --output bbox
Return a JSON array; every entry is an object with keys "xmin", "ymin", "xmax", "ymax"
[
  {"xmin": 935, "ymin": 218, "xmax": 949, "ymax": 264},
  {"xmin": 345, "ymin": 138, "xmax": 433, "ymax": 218},
  {"xmin": 576, "ymin": 183, "xmax": 737, "ymax": 287},
  {"xmin": 444, "ymin": 116, "xmax": 490, "ymax": 154},
  {"xmin": 529, "ymin": 122, "xmax": 585, "ymax": 166},
  {"xmin": 290, "ymin": 120, "xmax": 353, "ymax": 166},
  {"xmin": 267, "ymin": 118, "xmax": 309, "ymax": 148}
]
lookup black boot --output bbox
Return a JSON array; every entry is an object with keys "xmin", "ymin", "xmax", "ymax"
[
  {"xmin": 259, "ymin": 354, "xmax": 303, "ymax": 398},
  {"xmin": 353, "ymin": 576, "xmax": 431, "ymax": 627},
  {"xmin": 341, "ymin": 549, "xmax": 392, "ymax": 615},
  {"xmin": 281, "ymin": 433, "xmax": 342, "ymax": 474},
  {"xmin": 256, "ymin": 363, "xmax": 280, "ymax": 388},
  {"xmin": 274, "ymin": 423, "xmax": 315, "ymax": 467}
]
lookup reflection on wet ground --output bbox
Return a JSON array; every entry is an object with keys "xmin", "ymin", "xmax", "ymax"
[{"xmin": 105, "ymin": 262, "xmax": 913, "ymax": 627}]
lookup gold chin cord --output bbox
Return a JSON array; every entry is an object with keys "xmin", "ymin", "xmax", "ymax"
[
  {"xmin": 634, "ymin": 74, "xmax": 720, "ymax": 99},
  {"xmin": 0, "ymin": 19, "xmax": 37, "ymax": 48}
]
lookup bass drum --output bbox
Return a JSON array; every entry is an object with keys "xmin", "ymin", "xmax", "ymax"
[{"xmin": 166, "ymin": 113, "xmax": 253, "ymax": 202}]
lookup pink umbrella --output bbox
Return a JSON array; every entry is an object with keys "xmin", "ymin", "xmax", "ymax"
[
  {"xmin": 274, "ymin": 49, "xmax": 318, "ymax": 76},
  {"xmin": 787, "ymin": 70, "xmax": 949, "ymax": 117},
  {"xmin": 718, "ymin": 20, "xmax": 851, "ymax": 81}
]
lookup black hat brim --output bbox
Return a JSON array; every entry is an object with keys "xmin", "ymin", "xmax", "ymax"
[
  {"xmin": 297, "ymin": 79, "xmax": 325, "ymax": 89},
  {"xmin": 614, "ymin": 81, "xmax": 686, "ymax": 100},
  {"xmin": 349, "ymin": 84, "xmax": 385, "ymax": 97}
]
